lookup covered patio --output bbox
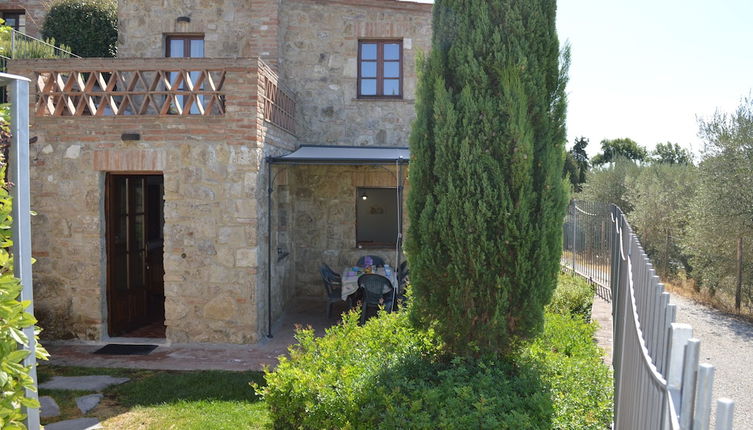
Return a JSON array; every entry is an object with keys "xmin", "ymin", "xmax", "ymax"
[{"xmin": 264, "ymin": 145, "xmax": 410, "ymax": 337}]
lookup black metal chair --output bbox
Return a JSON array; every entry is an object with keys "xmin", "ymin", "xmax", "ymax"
[
  {"xmin": 320, "ymin": 265, "xmax": 346, "ymax": 319},
  {"xmin": 395, "ymin": 261, "xmax": 409, "ymax": 309},
  {"xmin": 321, "ymin": 262, "xmax": 342, "ymax": 284},
  {"xmin": 357, "ymin": 273, "xmax": 393, "ymax": 324},
  {"xmin": 356, "ymin": 255, "xmax": 385, "ymax": 268}
]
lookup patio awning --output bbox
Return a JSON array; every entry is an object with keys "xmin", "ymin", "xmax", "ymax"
[{"xmin": 268, "ymin": 145, "xmax": 410, "ymax": 165}]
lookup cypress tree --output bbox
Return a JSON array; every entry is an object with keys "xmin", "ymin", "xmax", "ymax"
[{"xmin": 406, "ymin": 0, "xmax": 569, "ymax": 356}]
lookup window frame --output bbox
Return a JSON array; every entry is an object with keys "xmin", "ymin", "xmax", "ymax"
[
  {"xmin": 165, "ymin": 34, "xmax": 205, "ymax": 58},
  {"xmin": 1, "ymin": 11, "xmax": 25, "ymax": 33},
  {"xmin": 357, "ymin": 39, "xmax": 403, "ymax": 99},
  {"xmin": 355, "ymin": 187, "xmax": 399, "ymax": 248}
]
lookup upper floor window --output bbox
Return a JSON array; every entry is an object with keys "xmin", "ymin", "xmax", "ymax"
[
  {"xmin": 1, "ymin": 11, "xmax": 25, "ymax": 33},
  {"xmin": 358, "ymin": 40, "xmax": 402, "ymax": 98},
  {"xmin": 165, "ymin": 35, "xmax": 204, "ymax": 58}
]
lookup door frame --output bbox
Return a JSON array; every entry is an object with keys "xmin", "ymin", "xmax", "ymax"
[{"xmin": 104, "ymin": 172, "xmax": 165, "ymax": 338}]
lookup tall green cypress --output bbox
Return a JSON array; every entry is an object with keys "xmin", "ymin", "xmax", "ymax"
[{"xmin": 406, "ymin": 0, "xmax": 569, "ymax": 356}]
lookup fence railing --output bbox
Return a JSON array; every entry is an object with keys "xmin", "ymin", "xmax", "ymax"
[
  {"xmin": 563, "ymin": 200, "xmax": 613, "ymax": 301},
  {"xmin": 1, "ymin": 28, "xmax": 79, "ymax": 60},
  {"xmin": 258, "ymin": 59, "xmax": 296, "ymax": 135},
  {"xmin": 563, "ymin": 200, "xmax": 736, "ymax": 430},
  {"xmin": 34, "ymin": 68, "xmax": 227, "ymax": 116}
]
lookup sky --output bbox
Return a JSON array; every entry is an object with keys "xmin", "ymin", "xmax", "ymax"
[{"xmin": 404, "ymin": 0, "xmax": 753, "ymax": 158}]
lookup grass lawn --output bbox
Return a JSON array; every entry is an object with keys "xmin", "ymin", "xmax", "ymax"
[{"xmin": 38, "ymin": 365, "xmax": 270, "ymax": 430}]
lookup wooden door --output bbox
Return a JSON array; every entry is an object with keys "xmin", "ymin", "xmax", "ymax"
[{"xmin": 106, "ymin": 174, "xmax": 164, "ymax": 337}]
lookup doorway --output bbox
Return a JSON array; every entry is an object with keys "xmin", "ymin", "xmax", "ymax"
[{"xmin": 106, "ymin": 174, "xmax": 165, "ymax": 338}]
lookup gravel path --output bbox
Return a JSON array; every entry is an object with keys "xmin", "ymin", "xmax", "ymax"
[{"xmin": 670, "ymin": 294, "xmax": 753, "ymax": 429}]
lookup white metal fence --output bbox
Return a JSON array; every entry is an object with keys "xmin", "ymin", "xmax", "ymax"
[{"xmin": 563, "ymin": 200, "xmax": 735, "ymax": 430}]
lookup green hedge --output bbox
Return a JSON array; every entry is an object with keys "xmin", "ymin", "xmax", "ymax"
[
  {"xmin": 547, "ymin": 273, "xmax": 595, "ymax": 320},
  {"xmin": 259, "ymin": 303, "xmax": 611, "ymax": 429},
  {"xmin": 0, "ymin": 110, "xmax": 49, "ymax": 428},
  {"xmin": 41, "ymin": 0, "xmax": 117, "ymax": 57}
]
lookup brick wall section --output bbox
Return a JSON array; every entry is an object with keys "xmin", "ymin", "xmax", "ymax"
[
  {"xmin": 0, "ymin": 0, "xmax": 47, "ymax": 38},
  {"xmin": 117, "ymin": 0, "xmax": 282, "ymax": 67},
  {"xmin": 9, "ymin": 57, "xmax": 297, "ymax": 344},
  {"xmin": 279, "ymin": 0, "xmax": 432, "ymax": 147}
]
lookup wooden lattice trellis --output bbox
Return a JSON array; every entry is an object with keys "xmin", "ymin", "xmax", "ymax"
[
  {"xmin": 261, "ymin": 72, "xmax": 296, "ymax": 135},
  {"xmin": 35, "ymin": 69, "xmax": 226, "ymax": 116}
]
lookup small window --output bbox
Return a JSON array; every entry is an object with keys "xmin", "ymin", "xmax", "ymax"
[
  {"xmin": 358, "ymin": 40, "xmax": 402, "ymax": 98},
  {"xmin": 165, "ymin": 35, "xmax": 204, "ymax": 58},
  {"xmin": 1, "ymin": 11, "xmax": 25, "ymax": 33},
  {"xmin": 356, "ymin": 187, "xmax": 399, "ymax": 247},
  {"xmin": 165, "ymin": 35, "xmax": 205, "ymax": 114}
]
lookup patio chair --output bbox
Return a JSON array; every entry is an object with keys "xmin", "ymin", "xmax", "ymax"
[
  {"xmin": 356, "ymin": 255, "xmax": 385, "ymax": 268},
  {"xmin": 321, "ymin": 262, "xmax": 342, "ymax": 284},
  {"xmin": 357, "ymin": 273, "xmax": 393, "ymax": 324},
  {"xmin": 320, "ymin": 265, "xmax": 346, "ymax": 319},
  {"xmin": 395, "ymin": 261, "xmax": 409, "ymax": 310}
]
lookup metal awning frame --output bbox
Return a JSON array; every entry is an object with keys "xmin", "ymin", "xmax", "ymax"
[{"xmin": 264, "ymin": 145, "xmax": 410, "ymax": 338}]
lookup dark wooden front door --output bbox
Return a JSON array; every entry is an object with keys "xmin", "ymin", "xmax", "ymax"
[{"xmin": 106, "ymin": 174, "xmax": 165, "ymax": 337}]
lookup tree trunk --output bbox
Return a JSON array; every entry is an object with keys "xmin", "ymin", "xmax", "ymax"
[{"xmin": 736, "ymin": 236, "xmax": 743, "ymax": 311}]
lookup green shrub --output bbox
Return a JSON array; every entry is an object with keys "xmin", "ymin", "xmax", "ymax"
[
  {"xmin": 260, "ymin": 307, "xmax": 612, "ymax": 429},
  {"xmin": 42, "ymin": 0, "xmax": 117, "ymax": 57},
  {"xmin": 547, "ymin": 273, "xmax": 594, "ymax": 320},
  {"xmin": 0, "ymin": 112, "xmax": 49, "ymax": 428},
  {"xmin": 528, "ymin": 312, "xmax": 613, "ymax": 429}
]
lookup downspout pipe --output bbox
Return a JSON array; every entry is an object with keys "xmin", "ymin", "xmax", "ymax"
[
  {"xmin": 266, "ymin": 157, "xmax": 273, "ymax": 338},
  {"xmin": 394, "ymin": 159, "xmax": 404, "ymax": 307}
]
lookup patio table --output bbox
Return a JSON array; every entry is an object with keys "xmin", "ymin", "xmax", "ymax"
[{"xmin": 341, "ymin": 266, "xmax": 398, "ymax": 301}]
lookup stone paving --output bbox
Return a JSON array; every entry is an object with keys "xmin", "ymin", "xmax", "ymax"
[
  {"xmin": 39, "ymin": 396, "xmax": 60, "ymax": 418},
  {"xmin": 43, "ymin": 297, "xmax": 335, "ymax": 371},
  {"xmin": 591, "ymin": 295, "xmax": 614, "ymax": 367},
  {"xmin": 44, "ymin": 417, "xmax": 102, "ymax": 430},
  {"xmin": 40, "ymin": 376, "xmax": 130, "ymax": 391}
]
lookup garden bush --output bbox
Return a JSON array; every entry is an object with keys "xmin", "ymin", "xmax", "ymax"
[
  {"xmin": 260, "ymin": 304, "xmax": 611, "ymax": 429},
  {"xmin": 42, "ymin": 0, "xmax": 117, "ymax": 57},
  {"xmin": 547, "ymin": 273, "xmax": 594, "ymax": 320}
]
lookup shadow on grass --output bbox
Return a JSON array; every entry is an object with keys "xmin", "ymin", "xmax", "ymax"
[{"xmin": 108, "ymin": 371, "xmax": 266, "ymax": 407}]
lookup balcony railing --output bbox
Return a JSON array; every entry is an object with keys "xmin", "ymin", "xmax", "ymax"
[
  {"xmin": 10, "ymin": 57, "xmax": 297, "ymax": 135},
  {"xmin": 35, "ymin": 68, "xmax": 226, "ymax": 116},
  {"xmin": 259, "ymin": 60, "xmax": 296, "ymax": 135}
]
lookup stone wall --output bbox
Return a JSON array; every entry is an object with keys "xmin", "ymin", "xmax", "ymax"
[
  {"xmin": 9, "ymin": 57, "xmax": 296, "ymax": 344},
  {"xmin": 0, "ymin": 0, "xmax": 47, "ymax": 38},
  {"xmin": 288, "ymin": 164, "xmax": 408, "ymax": 296},
  {"xmin": 117, "ymin": 0, "xmax": 282, "ymax": 66},
  {"xmin": 280, "ymin": 0, "xmax": 432, "ymax": 147}
]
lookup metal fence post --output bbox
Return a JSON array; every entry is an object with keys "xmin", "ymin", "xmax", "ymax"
[
  {"xmin": 666, "ymin": 323, "xmax": 693, "ymax": 420},
  {"xmin": 716, "ymin": 398, "xmax": 735, "ymax": 430},
  {"xmin": 7, "ymin": 75, "xmax": 39, "ymax": 430},
  {"xmin": 679, "ymin": 339, "xmax": 700, "ymax": 428},
  {"xmin": 572, "ymin": 200, "xmax": 577, "ymax": 272},
  {"xmin": 693, "ymin": 364, "xmax": 715, "ymax": 430}
]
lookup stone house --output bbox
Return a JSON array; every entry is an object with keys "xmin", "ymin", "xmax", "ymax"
[
  {"xmin": 0, "ymin": 0, "xmax": 46, "ymax": 37},
  {"xmin": 8, "ymin": 0, "xmax": 432, "ymax": 345}
]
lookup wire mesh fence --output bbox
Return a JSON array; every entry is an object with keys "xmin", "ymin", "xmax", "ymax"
[{"xmin": 563, "ymin": 201, "xmax": 736, "ymax": 429}]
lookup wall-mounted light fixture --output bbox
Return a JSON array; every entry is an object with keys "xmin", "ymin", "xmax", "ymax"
[
  {"xmin": 176, "ymin": 16, "xmax": 191, "ymax": 23},
  {"xmin": 361, "ymin": 191, "xmax": 368, "ymax": 201}
]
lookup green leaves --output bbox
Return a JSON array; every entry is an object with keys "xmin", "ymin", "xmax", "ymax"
[
  {"xmin": 407, "ymin": 0, "xmax": 568, "ymax": 357},
  {"xmin": 0, "ymin": 116, "xmax": 48, "ymax": 428},
  {"xmin": 262, "ymin": 301, "xmax": 612, "ymax": 429},
  {"xmin": 41, "ymin": 0, "xmax": 117, "ymax": 58}
]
